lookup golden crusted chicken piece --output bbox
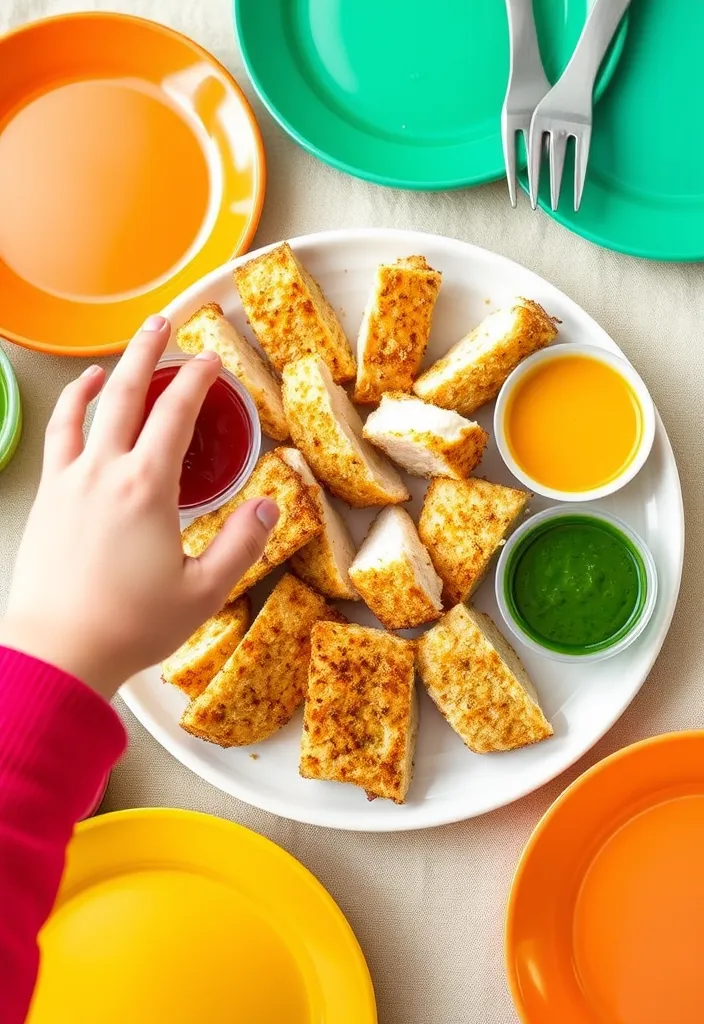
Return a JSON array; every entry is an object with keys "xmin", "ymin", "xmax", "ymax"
[
  {"xmin": 413, "ymin": 298, "xmax": 558, "ymax": 414},
  {"xmin": 362, "ymin": 392, "xmax": 488, "ymax": 479},
  {"xmin": 175, "ymin": 302, "xmax": 289, "ymax": 441},
  {"xmin": 282, "ymin": 355, "xmax": 409, "ymax": 508},
  {"xmin": 416, "ymin": 604, "xmax": 553, "ymax": 752},
  {"xmin": 419, "ymin": 477, "xmax": 529, "ymax": 605},
  {"xmin": 161, "ymin": 598, "xmax": 250, "ymax": 699},
  {"xmin": 300, "ymin": 622, "xmax": 417, "ymax": 804},
  {"xmin": 233, "ymin": 242, "xmax": 356, "ymax": 383},
  {"xmin": 180, "ymin": 574, "xmax": 342, "ymax": 747},
  {"xmin": 279, "ymin": 448, "xmax": 359, "ymax": 601},
  {"xmin": 353, "ymin": 255, "xmax": 442, "ymax": 404},
  {"xmin": 349, "ymin": 507, "xmax": 442, "ymax": 630},
  {"xmin": 181, "ymin": 450, "xmax": 323, "ymax": 602}
]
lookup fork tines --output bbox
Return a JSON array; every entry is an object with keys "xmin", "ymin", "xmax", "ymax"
[{"xmin": 528, "ymin": 119, "xmax": 592, "ymax": 213}]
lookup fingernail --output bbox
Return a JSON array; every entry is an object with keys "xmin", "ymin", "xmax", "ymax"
[
  {"xmin": 141, "ymin": 314, "xmax": 168, "ymax": 333},
  {"xmin": 194, "ymin": 349, "xmax": 221, "ymax": 362},
  {"xmin": 81, "ymin": 364, "xmax": 101, "ymax": 378},
  {"xmin": 255, "ymin": 499, "xmax": 280, "ymax": 530}
]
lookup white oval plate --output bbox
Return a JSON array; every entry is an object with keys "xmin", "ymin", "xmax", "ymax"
[{"xmin": 121, "ymin": 229, "xmax": 684, "ymax": 832}]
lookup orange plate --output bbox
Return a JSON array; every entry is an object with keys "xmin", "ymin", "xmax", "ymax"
[
  {"xmin": 506, "ymin": 731, "xmax": 704, "ymax": 1024},
  {"xmin": 0, "ymin": 14, "xmax": 265, "ymax": 356}
]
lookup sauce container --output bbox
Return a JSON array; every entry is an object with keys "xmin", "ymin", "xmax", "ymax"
[
  {"xmin": 495, "ymin": 506, "xmax": 658, "ymax": 664},
  {"xmin": 143, "ymin": 354, "xmax": 260, "ymax": 522},
  {"xmin": 0, "ymin": 347, "xmax": 22, "ymax": 472},
  {"xmin": 494, "ymin": 344, "xmax": 655, "ymax": 502}
]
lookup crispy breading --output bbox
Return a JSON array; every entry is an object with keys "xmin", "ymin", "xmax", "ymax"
[
  {"xmin": 181, "ymin": 574, "xmax": 342, "ymax": 747},
  {"xmin": 416, "ymin": 604, "xmax": 553, "ymax": 752},
  {"xmin": 279, "ymin": 448, "xmax": 359, "ymax": 600},
  {"xmin": 233, "ymin": 242, "xmax": 356, "ymax": 383},
  {"xmin": 181, "ymin": 450, "xmax": 323, "ymax": 602},
  {"xmin": 349, "ymin": 507, "xmax": 442, "ymax": 630},
  {"xmin": 353, "ymin": 255, "xmax": 442, "ymax": 404},
  {"xmin": 282, "ymin": 355, "xmax": 409, "ymax": 508},
  {"xmin": 161, "ymin": 598, "xmax": 250, "ymax": 699},
  {"xmin": 363, "ymin": 392, "xmax": 488, "ymax": 479},
  {"xmin": 300, "ymin": 622, "xmax": 417, "ymax": 803},
  {"xmin": 175, "ymin": 302, "xmax": 289, "ymax": 441},
  {"xmin": 419, "ymin": 477, "xmax": 530, "ymax": 605},
  {"xmin": 413, "ymin": 298, "xmax": 558, "ymax": 414}
]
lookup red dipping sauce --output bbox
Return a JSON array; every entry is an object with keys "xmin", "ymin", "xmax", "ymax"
[{"xmin": 143, "ymin": 361, "xmax": 259, "ymax": 511}]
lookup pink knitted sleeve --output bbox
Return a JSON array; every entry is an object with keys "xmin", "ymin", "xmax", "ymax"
[{"xmin": 0, "ymin": 645, "xmax": 126, "ymax": 1023}]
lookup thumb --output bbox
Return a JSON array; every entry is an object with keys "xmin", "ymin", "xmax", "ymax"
[{"xmin": 186, "ymin": 498, "xmax": 280, "ymax": 605}]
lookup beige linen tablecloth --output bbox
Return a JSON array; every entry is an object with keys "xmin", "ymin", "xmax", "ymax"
[{"xmin": 2, "ymin": 2, "xmax": 702, "ymax": 1021}]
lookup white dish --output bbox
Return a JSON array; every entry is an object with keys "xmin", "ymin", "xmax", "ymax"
[
  {"xmin": 120, "ymin": 229, "xmax": 684, "ymax": 832},
  {"xmin": 494, "ymin": 343, "xmax": 656, "ymax": 502}
]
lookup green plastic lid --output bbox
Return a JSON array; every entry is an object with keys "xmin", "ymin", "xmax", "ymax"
[{"xmin": 0, "ymin": 347, "xmax": 22, "ymax": 472}]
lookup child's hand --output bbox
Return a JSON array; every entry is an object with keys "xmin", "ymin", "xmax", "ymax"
[{"xmin": 0, "ymin": 316, "xmax": 278, "ymax": 698}]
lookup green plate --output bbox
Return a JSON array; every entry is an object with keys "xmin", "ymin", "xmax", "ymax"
[
  {"xmin": 0, "ymin": 346, "xmax": 22, "ymax": 472},
  {"xmin": 519, "ymin": 0, "xmax": 704, "ymax": 260},
  {"xmin": 235, "ymin": 0, "xmax": 627, "ymax": 191}
]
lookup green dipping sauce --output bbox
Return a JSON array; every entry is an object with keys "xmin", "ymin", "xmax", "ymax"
[{"xmin": 505, "ymin": 515, "xmax": 648, "ymax": 654}]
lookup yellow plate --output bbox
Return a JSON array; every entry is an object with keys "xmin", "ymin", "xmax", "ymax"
[{"xmin": 28, "ymin": 809, "xmax": 376, "ymax": 1023}]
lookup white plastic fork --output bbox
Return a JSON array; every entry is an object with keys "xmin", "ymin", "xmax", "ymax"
[
  {"xmin": 528, "ymin": 0, "xmax": 631, "ymax": 212},
  {"xmin": 501, "ymin": 0, "xmax": 550, "ymax": 208}
]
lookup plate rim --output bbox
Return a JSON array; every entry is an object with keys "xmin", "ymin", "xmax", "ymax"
[
  {"xmin": 0, "ymin": 11, "xmax": 267, "ymax": 357},
  {"xmin": 233, "ymin": 0, "xmax": 627, "ymax": 191},
  {"xmin": 518, "ymin": 175, "xmax": 704, "ymax": 262},
  {"xmin": 504, "ymin": 729, "xmax": 704, "ymax": 1022},
  {"xmin": 120, "ymin": 227, "xmax": 685, "ymax": 832},
  {"xmin": 58, "ymin": 806, "xmax": 377, "ymax": 1022}
]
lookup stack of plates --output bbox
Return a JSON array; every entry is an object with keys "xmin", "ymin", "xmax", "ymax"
[
  {"xmin": 235, "ymin": 0, "xmax": 704, "ymax": 260},
  {"xmin": 0, "ymin": 14, "xmax": 265, "ymax": 356}
]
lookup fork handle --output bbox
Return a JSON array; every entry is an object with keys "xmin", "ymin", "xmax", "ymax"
[
  {"xmin": 504, "ymin": 0, "xmax": 549, "ymax": 93},
  {"xmin": 562, "ymin": 0, "xmax": 632, "ymax": 90}
]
